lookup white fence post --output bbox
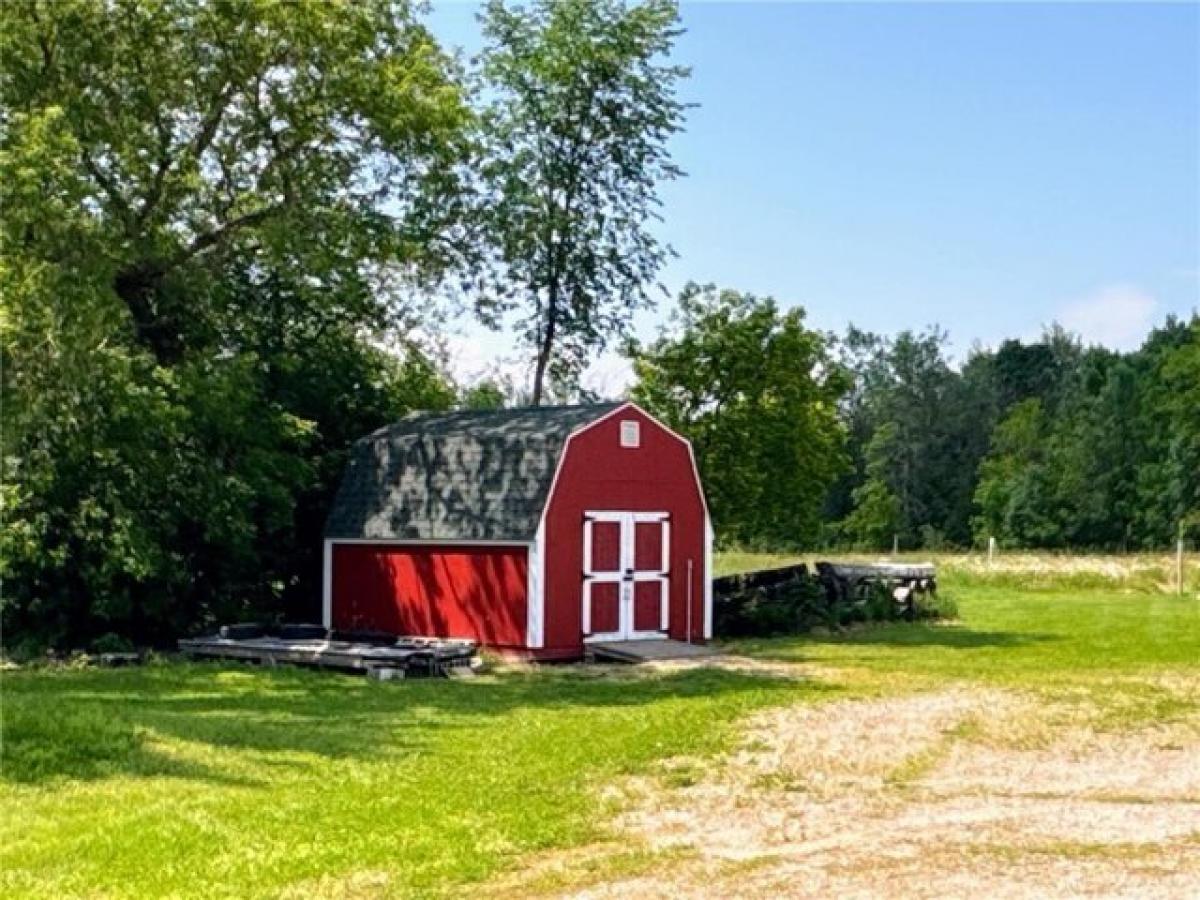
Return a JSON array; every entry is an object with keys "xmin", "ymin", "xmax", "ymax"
[{"xmin": 988, "ymin": 535, "xmax": 996, "ymax": 567}]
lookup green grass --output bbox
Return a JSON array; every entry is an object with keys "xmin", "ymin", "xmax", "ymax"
[
  {"xmin": 726, "ymin": 553, "xmax": 1200, "ymax": 733},
  {"xmin": 3, "ymin": 552, "xmax": 1198, "ymax": 897},
  {"xmin": 0, "ymin": 663, "xmax": 819, "ymax": 899},
  {"xmin": 731, "ymin": 585, "xmax": 1200, "ymax": 683},
  {"xmin": 729, "ymin": 585, "xmax": 1200, "ymax": 681}
]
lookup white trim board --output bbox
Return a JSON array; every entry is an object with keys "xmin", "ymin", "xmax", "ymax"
[
  {"xmin": 535, "ymin": 400, "xmax": 711, "ymax": 539},
  {"xmin": 703, "ymin": 518, "xmax": 714, "ymax": 640},
  {"xmin": 323, "ymin": 537, "xmax": 531, "ymax": 546},
  {"xmin": 322, "ymin": 539, "xmax": 333, "ymax": 629},
  {"xmin": 525, "ymin": 521, "xmax": 546, "ymax": 648}
]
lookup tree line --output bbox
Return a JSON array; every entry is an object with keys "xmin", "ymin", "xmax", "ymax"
[
  {"xmin": 2, "ymin": 1, "xmax": 1196, "ymax": 650},
  {"xmin": 629, "ymin": 288, "xmax": 1199, "ymax": 554}
]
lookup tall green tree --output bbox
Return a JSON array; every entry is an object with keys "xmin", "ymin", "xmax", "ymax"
[
  {"xmin": 1, "ymin": 0, "xmax": 468, "ymax": 647},
  {"xmin": 3, "ymin": 0, "xmax": 470, "ymax": 364},
  {"xmin": 970, "ymin": 321, "xmax": 1200, "ymax": 551},
  {"xmin": 1132, "ymin": 317, "xmax": 1200, "ymax": 546},
  {"xmin": 628, "ymin": 284, "xmax": 848, "ymax": 548},
  {"xmin": 837, "ymin": 329, "xmax": 984, "ymax": 547},
  {"xmin": 476, "ymin": 0, "xmax": 687, "ymax": 404},
  {"xmin": 972, "ymin": 398, "xmax": 1063, "ymax": 546}
]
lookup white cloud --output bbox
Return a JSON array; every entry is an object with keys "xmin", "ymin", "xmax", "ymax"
[{"xmin": 1055, "ymin": 284, "xmax": 1158, "ymax": 351}]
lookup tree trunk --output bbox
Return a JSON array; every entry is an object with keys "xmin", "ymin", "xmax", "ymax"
[
  {"xmin": 530, "ymin": 290, "xmax": 558, "ymax": 407},
  {"xmin": 114, "ymin": 261, "xmax": 184, "ymax": 365}
]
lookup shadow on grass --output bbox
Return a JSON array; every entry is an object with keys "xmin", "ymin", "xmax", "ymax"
[
  {"xmin": 729, "ymin": 621, "xmax": 1059, "ymax": 655},
  {"xmin": 2, "ymin": 661, "xmax": 823, "ymax": 786}
]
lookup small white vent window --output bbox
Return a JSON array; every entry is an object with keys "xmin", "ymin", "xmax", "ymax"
[{"xmin": 620, "ymin": 420, "xmax": 640, "ymax": 448}]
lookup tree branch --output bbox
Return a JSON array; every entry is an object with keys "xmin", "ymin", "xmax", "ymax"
[
  {"xmin": 80, "ymin": 147, "xmax": 134, "ymax": 229},
  {"xmin": 169, "ymin": 203, "xmax": 286, "ymax": 269},
  {"xmin": 29, "ymin": 2, "xmax": 56, "ymax": 77}
]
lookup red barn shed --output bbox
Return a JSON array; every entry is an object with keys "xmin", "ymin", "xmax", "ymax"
[{"xmin": 322, "ymin": 402, "xmax": 712, "ymax": 659}]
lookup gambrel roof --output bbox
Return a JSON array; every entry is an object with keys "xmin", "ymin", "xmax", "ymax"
[{"xmin": 324, "ymin": 403, "xmax": 622, "ymax": 542}]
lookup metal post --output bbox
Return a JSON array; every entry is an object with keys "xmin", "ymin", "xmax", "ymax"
[
  {"xmin": 892, "ymin": 533, "xmax": 899, "ymax": 556},
  {"xmin": 988, "ymin": 536, "xmax": 996, "ymax": 567},
  {"xmin": 686, "ymin": 559, "xmax": 694, "ymax": 643}
]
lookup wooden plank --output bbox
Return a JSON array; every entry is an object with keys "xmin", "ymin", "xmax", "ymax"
[
  {"xmin": 589, "ymin": 639, "xmax": 720, "ymax": 663},
  {"xmin": 824, "ymin": 563, "xmax": 936, "ymax": 579},
  {"xmin": 177, "ymin": 636, "xmax": 475, "ymax": 673}
]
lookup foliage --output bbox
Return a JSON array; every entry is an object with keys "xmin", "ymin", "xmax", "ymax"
[
  {"xmin": 629, "ymin": 283, "xmax": 849, "ymax": 548},
  {"xmin": 714, "ymin": 575, "xmax": 826, "ymax": 637},
  {"xmin": 714, "ymin": 574, "xmax": 944, "ymax": 638},
  {"xmin": 0, "ymin": 0, "xmax": 467, "ymax": 646},
  {"xmin": 460, "ymin": 379, "xmax": 509, "ymax": 410},
  {"xmin": 475, "ymin": 0, "xmax": 687, "ymax": 404},
  {"xmin": 839, "ymin": 452, "xmax": 903, "ymax": 549},
  {"xmin": 913, "ymin": 589, "xmax": 959, "ymax": 621},
  {"xmin": 835, "ymin": 318, "xmax": 1200, "ymax": 551},
  {"xmin": 2, "ymin": 0, "xmax": 471, "ymax": 363},
  {"xmin": 89, "ymin": 632, "xmax": 134, "ymax": 655},
  {"xmin": 830, "ymin": 329, "xmax": 987, "ymax": 547}
]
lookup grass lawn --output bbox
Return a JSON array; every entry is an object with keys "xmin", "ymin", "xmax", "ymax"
[
  {"xmin": 2, "ymin": 554, "xmax": 1198, "ymax": 898},
  {"xmin": 734, "ymin": 584, "xmax": 1200, "ymax": 682},
  {"xmin": 0, "ymin": 657, "xmax": 819, "ymax": 898},
  {"xmin": 732, "ymin": 584, "xmax": 1200, "ymax": 728}
]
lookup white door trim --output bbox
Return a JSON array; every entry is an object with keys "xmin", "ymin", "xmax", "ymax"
[{"xmin": 582, "ymin": 511, "xmax": 670, "ymax": 642}]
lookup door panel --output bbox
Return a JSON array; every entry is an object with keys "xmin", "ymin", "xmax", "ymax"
[
  {"xmin": 585, "ymin": 581, "xmax": 621, "ymax": 636},
  {"xmin": 633, "ymin": 520, "xmax": 664, "ymax": 571},
  {"xmin": 590, "ymin": 520, "xmax": 622, "ymax": 573},
  {"xmin": 632, "ymin": 579, "xmax": 666, "ymax": 632}
]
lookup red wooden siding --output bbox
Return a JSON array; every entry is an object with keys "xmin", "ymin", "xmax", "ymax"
[
  {"xmin": 542, "ymin": 406, "xmax": 707, "ymax": 655},
  {"xmin": 331, "ymin": 544, "xmax": 527, "ymax": 647}
]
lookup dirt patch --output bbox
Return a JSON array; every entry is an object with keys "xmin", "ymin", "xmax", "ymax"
[{"xmin": 555, "ymin": 686, "xmax": 1200, "ymax": 898}]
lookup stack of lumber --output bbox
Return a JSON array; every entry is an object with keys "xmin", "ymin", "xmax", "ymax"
[
  {"xmin": 179, "ymin": 625, "xmax": 478, "ymax": 678},
  {"xmin": 815, "ymin": 561, "xmax": 937, "ymax": 618}
]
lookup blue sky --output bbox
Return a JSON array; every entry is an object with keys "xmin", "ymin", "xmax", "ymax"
[{"xmin": 427, "ymin": 1, "xmax": 1199, "ymax": 390}]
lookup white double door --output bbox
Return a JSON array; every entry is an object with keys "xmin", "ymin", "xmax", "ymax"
[{"xmin": 582, "ymin": 511, "xmax": 670, "ymax": 642}]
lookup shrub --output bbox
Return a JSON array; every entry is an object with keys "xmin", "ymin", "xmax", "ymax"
[
  {"xmin": 714, "ymin": 569, "xmax": 952, "ymax": 637},
  {"xmin": 3, "ymin": 634, "xmax": 51, "ymax": 663},
  {"xmin": 861, "ymin": 581, "xmax": 897, "ymax": 622},
  {"xmin": 90, "ymin": 632, "xmax": 135, "ymax": 654},
  {"xmin": 915, "ymin": 590, "xmax": 959, "ymax": 621},
  {"xmin": 714, "ymin": 575, "xmax": 826, "ymax": 637}
]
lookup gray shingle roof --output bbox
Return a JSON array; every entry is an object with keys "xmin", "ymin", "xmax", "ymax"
[{"xmin": 324, "ymin": 403, "xmax": 623, "ymax": 542}]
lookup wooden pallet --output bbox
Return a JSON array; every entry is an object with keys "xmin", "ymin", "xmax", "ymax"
[{"xmin": 178, "ymin": 636, "xmax": 475, "ymax": 674}]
